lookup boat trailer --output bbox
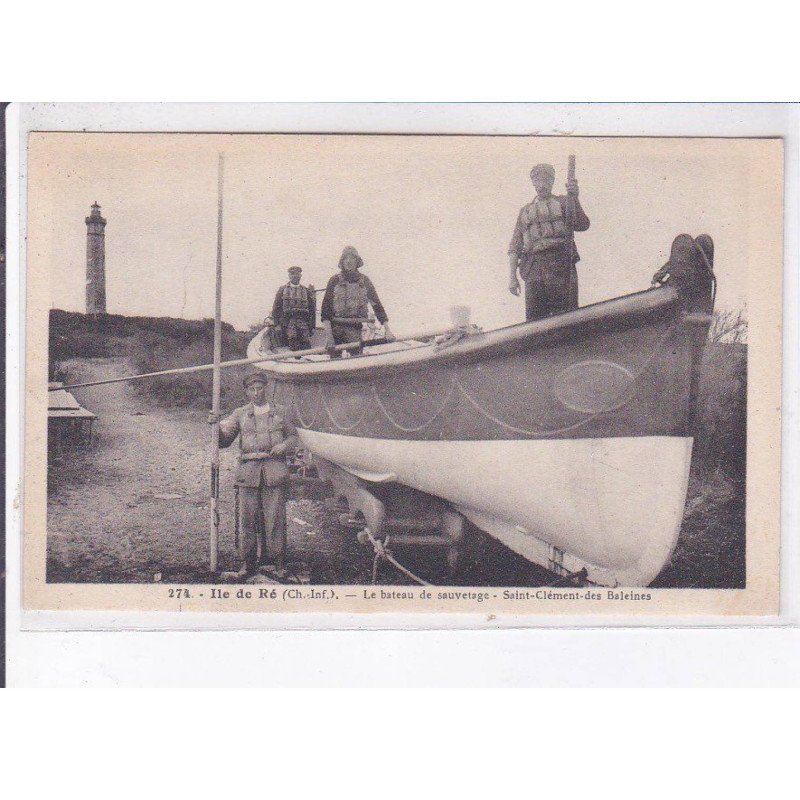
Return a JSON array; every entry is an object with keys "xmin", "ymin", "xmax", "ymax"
[
  {"xmin": 313, "ymin": 457, "xmax": 465, "ymax": 585},
  {"xmin": 298, "ymin": 456, "xmax": 591, "ymax": 588}
]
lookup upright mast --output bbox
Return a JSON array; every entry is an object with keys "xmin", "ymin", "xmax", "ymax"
[
  {"xmin": 209, "ymin": 154, "xmax": 224, "ymax": 574},
  {"xmin": 565, "ymin": 154, "xmax": 576, "ymax": 267}
]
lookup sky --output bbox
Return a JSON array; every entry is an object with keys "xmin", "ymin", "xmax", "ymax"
[{"xmin": 30, "ymin": 132, "xmax": 759, "ymax": 336}]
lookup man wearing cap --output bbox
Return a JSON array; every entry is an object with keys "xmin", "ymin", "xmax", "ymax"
[
  {"xmin": 209, "ymin": 372, "xmax": 298, "ymax": 578},
  {"xmin": 508, "ymin": 163, "xmax": 590, "ymax": 322},
  {"xmin": 320, "ymin": 245, "xmax": 394, "ymax": 356},
  {"xmin": 270, "ymin": 266, "xmax": 316, "ymax": 351}
]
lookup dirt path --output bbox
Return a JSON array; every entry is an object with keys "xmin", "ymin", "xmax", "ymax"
[
  {"xmin": 48, "ymin": 357, "xmax": 250, "ymax": 582},
  {"xmin": 47, "ymin": 357, "xmax": 412, "ymax": 584}
]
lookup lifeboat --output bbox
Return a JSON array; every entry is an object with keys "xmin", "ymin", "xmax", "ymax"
[{"xmin": 248, "ymin": 235, "xmax": 715, "ymax": 586}]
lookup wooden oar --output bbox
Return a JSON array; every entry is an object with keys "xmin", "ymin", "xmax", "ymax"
[
  {"xmin": 331, "ymin": 317, "xmax": 369, "ymax": 325},
  {"xmin": 49, "ymin": 324, "xmax": 463, "ymax": 393}
]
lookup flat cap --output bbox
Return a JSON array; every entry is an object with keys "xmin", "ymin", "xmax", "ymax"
[{"xmin": 243, "ymin": 371, "xmax": 269, "ymax": 388}]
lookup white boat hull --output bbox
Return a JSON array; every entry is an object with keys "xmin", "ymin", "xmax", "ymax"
[{"xmin": 300, "ymin": 430, "xmax": 693, "ymax": 586}]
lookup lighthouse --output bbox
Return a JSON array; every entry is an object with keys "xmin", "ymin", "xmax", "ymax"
[{"xmin": 85, "ymin": 202, "xmax": 107, "ymax": 315}]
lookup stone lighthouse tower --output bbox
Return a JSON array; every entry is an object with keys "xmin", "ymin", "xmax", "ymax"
[{"xmin": 85, "ymin": 202, "xmax": 107, "ymax": 315}]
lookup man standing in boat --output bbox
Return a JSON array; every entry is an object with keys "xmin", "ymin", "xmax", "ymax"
[
  {"xmin": 270, "ymin": 265, "xmax": 316, "ymax": 351},
  {"xmin": 507, "ymin": 163, "xmax": 590, "ymax": 321},
  {"xmin": 320, "ymin": 245, "xmax": 394, "ymax": 355},
  {"xmin": 208, "ymin": 372, "xmax": 298, "ymax": 579}
]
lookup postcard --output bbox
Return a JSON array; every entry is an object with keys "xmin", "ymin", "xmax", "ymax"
[{"xmin": 18, "ymin": 125, "xmax": 783, "ymax": 619}]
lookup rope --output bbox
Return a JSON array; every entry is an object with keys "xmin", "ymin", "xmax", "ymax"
[
  {"xmin": 234, "ymin": 484, "xmax": 240, "ymax": 550},
  {"xmin": 433, "ymin": 325, "xmax": 482, "ymax": 351},
  {"xmin": 369, "ymin": 380, "xmax": 456, "ymax": 433},
  {"xmin": 296, "ymin": 386, "xmax": 321, "ymax": 428},
  {"xmin": 292, "ymin": 322, "xmax": 681, "ymax": 439},
  {"xmin": 320, "ymin": 390, "xmax": 370, "ymax": 432},
  {"xmin": 362, "ymin": 528, "xmax": 432, "ymax": 587},
  {"xmin": 295, "ymin": 330, "xmax": 476, "ymax": 434},
  {"xmin": 455, "ymin": 375, "xmax": 576, "ymax": 435},
  {"xmin": 453, "ymin": 323, "xmax": 681, "ymax": 437}
]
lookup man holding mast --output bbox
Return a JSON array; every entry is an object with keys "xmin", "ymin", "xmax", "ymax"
[
  {"xmin": 209, "ymin": 372, "xmax": 298, "ymax": 579},
  {"xmin": 507, "ymin": 163, "xmax": 590, "ymax": 321}
]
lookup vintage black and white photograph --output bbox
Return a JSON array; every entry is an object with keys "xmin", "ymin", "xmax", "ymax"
[{"xmin": 23, "ymin": 131, "xmax": 781, "ymax": 615}]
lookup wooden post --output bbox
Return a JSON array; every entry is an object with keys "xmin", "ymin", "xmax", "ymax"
[{"xmin": 209, "ymin": 154, "xmax": 224, "ymax": 574}]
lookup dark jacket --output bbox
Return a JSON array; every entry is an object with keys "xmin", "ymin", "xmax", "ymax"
[
  {"xmin": 320, "ymin": 272, "xmax": 388, "ymax": 325},
  {"xmin": 271, "ymin": 283, "xmax": 316, "ymax": 330}
]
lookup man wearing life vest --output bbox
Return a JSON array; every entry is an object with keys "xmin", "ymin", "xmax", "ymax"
[
  {"xmin": 320, "ymin": 245, "xmax": 393, "ymax": 355},
  {"xmin": 508, "ymin": 163, "xmax": 590, "ymax": 321},
  {"xmin": 209, "ymin": 372, "xmax": 298, "ymax": 579},
  {"xmin": 270, "ymin": 266, "xmax": 316, "ymax": 351}
]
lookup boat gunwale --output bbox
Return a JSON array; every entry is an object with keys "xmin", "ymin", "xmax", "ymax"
[{"xmin": 256, "ymin": 285, "xmax": 684, "ymax": 383}]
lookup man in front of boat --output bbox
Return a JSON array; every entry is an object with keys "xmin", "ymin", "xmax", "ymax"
[
  {"xmin": 320, "ymin": 245, "xmax": 394, "ymax": 356},
  {"xmin": 507, "ymin": 163, "xmax": 590, "ymax": 321},
  {"xmin": 208, "ymin": 372, "xmax": 298, "ymax": 579}
]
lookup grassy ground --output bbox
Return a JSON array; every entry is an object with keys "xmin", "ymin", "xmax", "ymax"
[
  {"xmin": 49, "ymin": 309, "xmax": 251, "ymax": 404},
  {"xmin": 652, "ymin": 340, "xmax": 746, "ymax": 588}
]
